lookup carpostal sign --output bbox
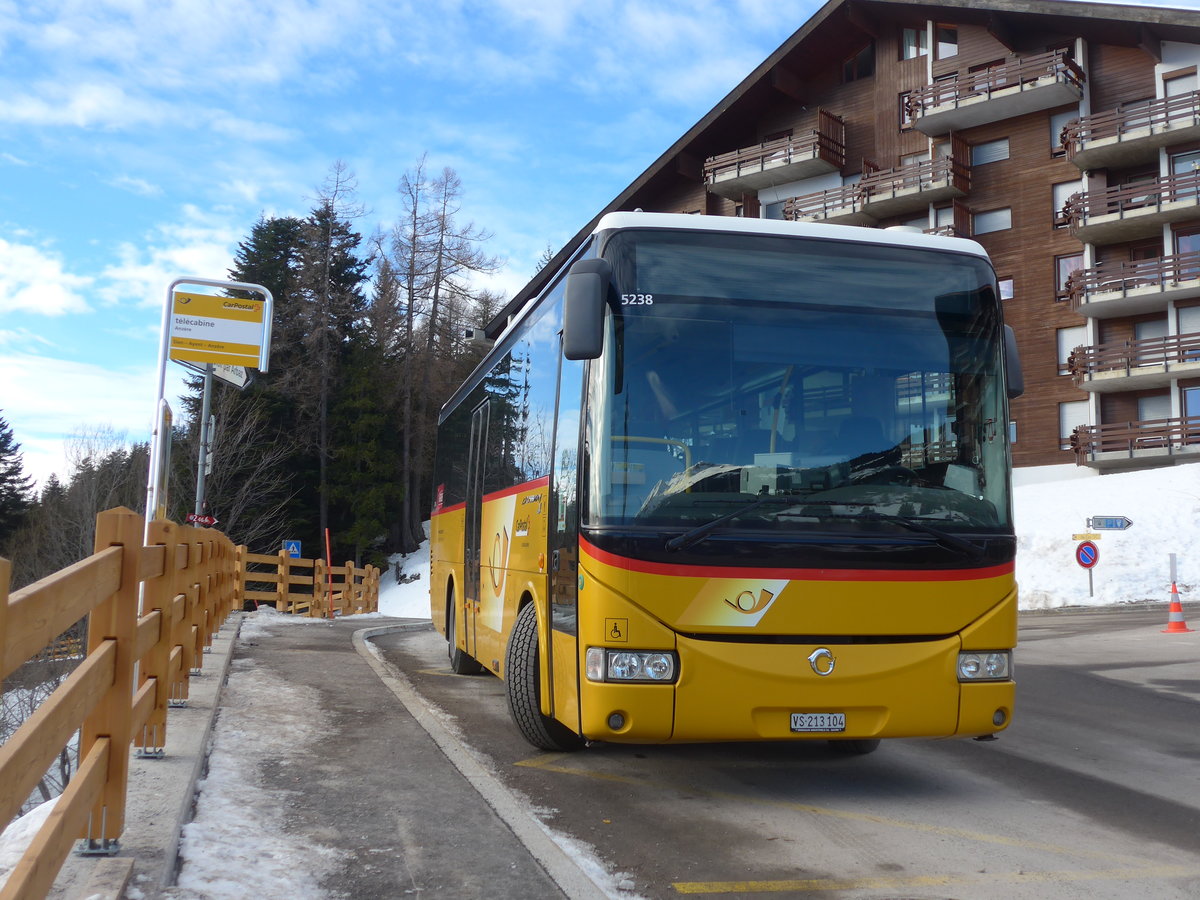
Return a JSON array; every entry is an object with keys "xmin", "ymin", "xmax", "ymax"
[{"xmin": 169, "ymin": 292, "xmax": 268, "ymax": 369}]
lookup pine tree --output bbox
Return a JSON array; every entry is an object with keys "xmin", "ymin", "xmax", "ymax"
[{"xmin": 0, "ymin": 412, "xmax": 35, "ymax": 548}]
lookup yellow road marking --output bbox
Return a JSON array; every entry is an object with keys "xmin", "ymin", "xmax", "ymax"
[{"xmin": 673, "ymin": 866, "xmax": 1200, "ymax": 894}]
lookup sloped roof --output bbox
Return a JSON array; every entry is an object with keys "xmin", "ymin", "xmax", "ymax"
[{"xmin": 487, "ymin": 0, "xmax": 1200, "ymax": 335}]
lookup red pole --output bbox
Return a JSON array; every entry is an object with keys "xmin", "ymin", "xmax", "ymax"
[{"xmin": 325, "ymin": 527, "xmax": 334, "ymax": 619}]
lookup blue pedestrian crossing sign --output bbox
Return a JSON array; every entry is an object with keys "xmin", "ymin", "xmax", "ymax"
[{"xmin": 283, "ymin": 540, "xmax": 302, "ymax": 558}]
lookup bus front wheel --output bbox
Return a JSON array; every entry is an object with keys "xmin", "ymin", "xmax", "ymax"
[
  {"xmin": 505, "ymin": 603, "xmax": 584, "ymax": 752},
  {"xmin": 447, "ymin": 591, "xmax": 484, "ymax": 675}
]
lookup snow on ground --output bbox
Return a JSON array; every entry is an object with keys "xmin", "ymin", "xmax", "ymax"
[{"xmin": 1013, "ymin": 465, "xmax": 1199, "ymax": 608}]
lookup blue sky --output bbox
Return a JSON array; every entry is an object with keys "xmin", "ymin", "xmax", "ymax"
[{"xmin": 3, "ymin": 0, "xmax": 1199, "ymax": 488}]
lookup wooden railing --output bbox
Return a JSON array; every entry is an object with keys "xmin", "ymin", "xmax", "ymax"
[
  {"xmin": 1063, "ymin": 90, "xmax": 1200, "ymax": 161},
  {"xmin": 1072, "ymin": 416, "xmax": 1200, "ymax": 462},
  {"xmin": 860, "ymin": 155, "xmax": 970, "ymax": 199},
  {"xmin": 0, "ymin": 508, "xmax": 237, "ymax": 900},
  {"xmin": 238, "ymin": 550, "xmax": 379, "ymax": 617},
  {"xmin": 1068, "ymin": 331, "xmax": 1200, "ymax": 383},
  {"xmin": 783, "ymin": 181, "xmax": 864, "ymax": 221},
  {"xmin": 905, "ymin": 50, "xmax": 1085, "ymax": 119},
  {"xmin": 704, "ymin": 111, "xmax": 846, "ymax": 185},
  {"xmin": 1068, "ymin": 249, "xmax": 1200, "ymax": 310},
  {"xmin": 1064, "ymin": 168, "xmax": 1200, "ymax": 227}
]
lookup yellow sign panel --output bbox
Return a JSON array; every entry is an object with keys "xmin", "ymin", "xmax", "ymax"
[
  {"xmin": 169, "ymin": 291, "xmax": 267, "ymax": 369},
  {"xmin": 1071, "ymin": 533, "xmax": 1101, "ymax": 541}
]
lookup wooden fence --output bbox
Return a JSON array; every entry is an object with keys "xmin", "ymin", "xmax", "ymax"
[
  {"xmin": 0, "ymin": 510, "xmax": 383, "ymax": 899},
  {"xmin": 0, "ymin": 507, "xmax": 237, "ymax": 900},
  {"xmin": 238, "ymin": 549, "xmax": 380, "ymax": 617}
]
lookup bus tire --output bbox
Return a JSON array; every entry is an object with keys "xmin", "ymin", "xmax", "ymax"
[
  {"xmin": 447, "ymin": 590, "xmax": 484, "ymax": 675},
  {"xmin": 828, "ymin": 738, "xmax": 881, "ymax": 756},
  {"xmin": 505, "ymin": 602, "xmax": 584, "ymax": 752}
]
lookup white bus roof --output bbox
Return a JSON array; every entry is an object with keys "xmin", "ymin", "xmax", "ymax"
[{"xmin": 592, "ymin": 211, "xmax": 990, "ymax": 260}]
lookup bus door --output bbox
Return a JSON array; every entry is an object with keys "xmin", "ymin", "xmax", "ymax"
[
  {"xmin": 464, "ymin": 400, "xmax": 490, "ymax": 661},
  {"xmin": 547, "ymin": 352, "xmax": 586, "ymax": 730}
]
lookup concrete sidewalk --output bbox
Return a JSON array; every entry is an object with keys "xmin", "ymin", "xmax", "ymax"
[{"xmin": 51, "ymin": 613, "xmax": 606, "ymax": 899}]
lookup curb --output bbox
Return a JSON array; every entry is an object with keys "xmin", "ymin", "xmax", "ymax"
[{"xmin": 353, "ymin": 623, "xmax": 610, "ymax": 900}]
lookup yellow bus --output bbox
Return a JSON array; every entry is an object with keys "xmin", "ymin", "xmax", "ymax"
[{"xmin": 430, "ymin": 212, "xmax": 1022, "ymax": 754}]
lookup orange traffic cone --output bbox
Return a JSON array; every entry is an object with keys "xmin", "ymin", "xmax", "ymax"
[{"xmin": 1162, "ymin": 582, "xmax": 1194, "ymax": 634}]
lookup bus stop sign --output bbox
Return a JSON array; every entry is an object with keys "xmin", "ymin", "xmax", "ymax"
[{"xmin": 1075, "ymin": 540, "xmax": 1099, "ymax": 569}]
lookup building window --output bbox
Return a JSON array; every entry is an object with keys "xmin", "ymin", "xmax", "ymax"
[
  {"xmin": 936, "ymin": 25, "xmax": 958, "ymax": 60},
  {"xmin": 899, "ymin": 91, "xmax": 914, "ymax": 129},
  {"xmin": 1053, "ymin": 180, "xmax": 1083, "ymax": 227},
  {"xmin": 902, "ymin": 27, "xmax": 928, "ymax": 60},
  {"xmin": 1059, "ymin": 400, "xmax": 1089, "ymax": 450},
  {"xmin": 1055, "ymin": 253, "xmax": 1084, "ymax": 302},
  {"xmin": 1009, "ymin": 421, "xmax": 1018, "ymax": 444},
  {"xmin": 734, "ymin": 204, "xmax": 744, "ymax": 217},
  {"xmin": 998, "ymin": 277, "xmax": 1014, "ymax": 300},
  {"xmin": 1164, "ymin": 66, "xmax": 1198, "ymax": 98},
  {"xmin": 1138, "ymin": 393, "xmax": 1171, "ymax": 423},
  {"xmin": 971, "ymin": 138, "xmax": 1009, "ymax": 166},
  {"xmin": 1057, "ymin": 325, "xmax": 1086, "ymax": 375},
  {"xmin": 1050, "ymin": 108, "xmax": 1077, "ymax": 156},
  {"xmin": 972, "ymin": 208, "xmax": 1012, "ymax": 235},
  {"xmin": 843, "ymin": 41, "xmax": 875, "ymax": 83}
]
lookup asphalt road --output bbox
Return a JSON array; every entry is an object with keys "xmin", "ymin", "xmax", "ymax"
[{"xmin": 373, "ymin": 606, "xmax": 1200, "ymax": 899}]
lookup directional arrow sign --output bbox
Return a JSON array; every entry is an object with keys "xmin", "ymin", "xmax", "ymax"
[
  {"xmin": 211, "ymin": 363, "xmax": 252, "ymax": 390},
  {"xmin": 1089, "ymin": 516, "xmax": 1133, "ymax": 531},
  {"xmin": 186, "ymin": 513, "xmax": 218, "ymax": 527}
]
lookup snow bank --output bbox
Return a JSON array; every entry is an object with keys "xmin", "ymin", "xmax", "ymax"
[{"xmin": 1014, "ymin": 464, "xmax": 1199, "ymax": 609}]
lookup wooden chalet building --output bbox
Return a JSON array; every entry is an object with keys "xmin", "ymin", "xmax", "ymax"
[{"xmin": 491, "ymin": 0, "xmax": 1200, "ymax": 480}]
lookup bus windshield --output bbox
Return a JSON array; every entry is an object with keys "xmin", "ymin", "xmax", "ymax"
[{"xmin": 585, "ymin": 228, "xmax": 1012, "ymax": 541}]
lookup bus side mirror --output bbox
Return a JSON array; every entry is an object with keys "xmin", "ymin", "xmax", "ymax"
[
  {"xmin": 1004, "ymin": 325, "xmax": 1024, "ymax": 399},
  {"xmin": 563, "ymin": 258, "xmax": 612, "ymax": 360}
]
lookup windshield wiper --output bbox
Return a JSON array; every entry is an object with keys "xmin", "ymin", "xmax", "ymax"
[
  {"xmin": 665, "ymin": 493, "xmax": 784, "ymax": 552},
  {"xmin": 778, "ymin": 500, "xmax": 986, "ymax": 560}
]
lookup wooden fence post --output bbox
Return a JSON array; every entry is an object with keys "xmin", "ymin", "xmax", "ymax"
[
  {"xmin": 235, "ymin": 545, "xmax": 247, "ymax": 611},
  {"xmin": 311, "ymin": 557, "xmax": 325, "ymax": 618},
  {"xmin": 277, "ymin": 549, "xmax": 290, "ymax": 613},
  {"xmin": 78, "ymin": 506, "xmax": 141, "ymax": 847},
  {"xmin": 0, "ymin": 557, "xmax": 9, "ymax": 674},
  {"xmin": 345, "ymin": 560, "xmax": 356, "ymax": 615},
  {"xmin": 136, "ymin": 519, "xmax": 179, "ymax": 755}
]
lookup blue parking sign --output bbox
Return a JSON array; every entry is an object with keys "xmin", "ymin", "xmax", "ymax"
[{"xmin": 283, "ymin": 540, "xmax": 302, "ymax": 558}]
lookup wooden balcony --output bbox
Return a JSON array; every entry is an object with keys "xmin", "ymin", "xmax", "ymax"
[
  {"xmin": 906, "ymin": 51, "xmax": 1085, "ymax": 136},
  {"xmin": 859, "ymin": 156, "xmax": 969, "ymax": 219},
  {"xmin": 1072, "ymin": 417, "xmax": 1200, "ymax": 470},
  {"xmin": 783, "ymin": 183, "xmax": 874, "ymax": 226},
  {"xmin": 1065, "ymin": 169, "xmax": 1200, "ymax": 244},
  {"xmin": 704, "ymin": 112, "xmax": 846, "ymax": 200},
  {"xmin": 1069, "ymin": 250, "xmax": 1200, "ymax": 317},
  {"xmin": 1068, "ymin": 330, "xmax": 1200, "ymax": 392},
  {"xmin": 1064, "ymin": 91, "xmax": 1200, "ymax": 171}
]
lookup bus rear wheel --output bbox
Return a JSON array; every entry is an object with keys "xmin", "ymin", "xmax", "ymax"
[
  {"xmin": 505, "ymin": 603, "xmax": 584, "ymax": 752},
  {"xmin": 447, "ymin": 591, "xmax": 484, "ymax": 675}
]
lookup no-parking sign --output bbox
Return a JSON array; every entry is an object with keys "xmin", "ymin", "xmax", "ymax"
[{"xmin": 1075, "ymin": 540, "xmax": 1099, "ymax": 569}]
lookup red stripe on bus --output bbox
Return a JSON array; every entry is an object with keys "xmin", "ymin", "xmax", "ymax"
[
  {"xmin": 432, "ymin": 502, "xmax": 466, "ymax": 517},
  {"xmin": 579, "ymin": 536, "xmax": 1014, "ymax": 582},
  {"xmin": 483, "ymin": 475, "xmax": 550, "ymax": 503}
]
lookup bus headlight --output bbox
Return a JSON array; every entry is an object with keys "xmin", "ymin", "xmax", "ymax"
[
  {"xmin": 957, "ymin": 651, "xmax": 1011, "ymax": 682},
  {"xmin": 586, "ymin": 647, "xmax": 678, "ymax": 683}
]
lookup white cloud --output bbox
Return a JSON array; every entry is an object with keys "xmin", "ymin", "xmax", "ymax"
[
  {"xmin": 0, "ymin": 239, "xmax": 92, "ymax": 315},
  {"xmin": 97, "ymin": 205, "xmax": 245, "ymax": 307},
  {"xmin": 108, "ymin": 174, "xmax": 162, "ymax": 197}
]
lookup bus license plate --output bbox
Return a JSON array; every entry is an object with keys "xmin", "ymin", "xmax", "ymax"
[{"xmin": 790, "ymin": 712, "xmax": 846, "ymax": 733}]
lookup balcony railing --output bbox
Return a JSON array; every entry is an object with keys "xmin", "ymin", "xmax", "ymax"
[
  {"xmin": 1064, "ymin": 169, "xmax": 1200, "ymax": 243},
  {"xmin": 1068, "ymin": 250, "xmax": 1200, "ymax": 316},
  {"xmin": 906, "ymin": 50, "xmax": 1085, "ymax": 135},
  {"xmin": 784, "ymin": 156, "xmax": 968, "ymax": 225},
  {"xmin": 1072, "ymin": 416, "xmax": 1200, "ymax": 469},
  {"xmin": 1064, "ymin": 91, "xmax": 1200, "ymax": 170},
  {"xmin": 783, "ymin": 182, "xmax": 872, "ymax": 225},
  {"xmin": 859, "ymin": 156, "xmax": 969, "ymax": 218},
  {"xmin": 704, "ymin": 112, "xmax": 846, "ymax": 200},
  {"xmin": 1068, "ymin": 330, "xmax": 1200, "ymax": 391}
]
